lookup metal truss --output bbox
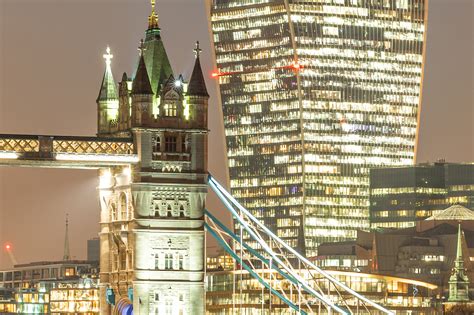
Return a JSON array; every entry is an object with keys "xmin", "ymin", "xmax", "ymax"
[{"xmin": 0, "ymin": 134, "xmax": 137, "ymax": 168}]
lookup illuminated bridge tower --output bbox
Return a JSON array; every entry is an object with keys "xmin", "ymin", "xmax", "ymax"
[
  {"xmin": 208, "ymin": 0, "xmax": 428, "ymax": 256},
  {"xmin": 0, "ymin": 3, "xmax": 208, "ymax": 315},
  {"xmin": 96, "ymin": 5, "xmax": 209, "ymax": 314}
]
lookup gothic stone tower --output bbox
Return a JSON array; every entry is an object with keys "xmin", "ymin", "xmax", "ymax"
[{"xmin": 95, "ymin": 3, "xmax": 209, "ymax": 314}]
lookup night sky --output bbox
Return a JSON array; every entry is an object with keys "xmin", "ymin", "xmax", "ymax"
[{"xmin": 0, "ymin": 0, "xmax": 472, "ymax": 268}]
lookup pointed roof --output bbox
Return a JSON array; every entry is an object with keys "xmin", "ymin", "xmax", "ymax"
[
  {"xmin": 97, "ymin": 47, "xmax": 118, "ymax": 102},
  {"xmin": 63, "ymin": 214, "xmax": 70, "ymax": 261},
  {"xmin": 426, "ymin": 204, "xmax": 474, "ymax": 221},
  {"xmin": 142, "ymin": 37, "xmax": 173, "ymax": 96},
  {"xmin": 121, "ymin": 72, "xmax": 128, "ymax": 82},
  {"xmin": 448, "ymin": 224, "xmax": 470, "ymax": 302},
  {"xmin": 456, "ymin": 224, "xmax": 464, "ymax": 261},
  {"xmin": 187, "ymin": 53, "xmax": 209, "ymax": 97},
  {"xmin": 132, "ymin": 55, "xmax": 153, "ymax": 95}
]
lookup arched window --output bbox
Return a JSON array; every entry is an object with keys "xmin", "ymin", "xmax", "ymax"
[
  {"xmin": 179, "ymin": 254, "xmax": 184, "ymax": 270},
  {"xmin": 181, "ymin": 135, "xmax": 187, "ymax": 153},
  {"xmin": 163, "ymin": 102, "xmax": 177, "ymax": 117},
  {"xmin": 153, "ymin": 134, "xmax": 161, "ymax": 153},
  {"xmin": 165, "ymin": 253, "xmax": 173, "ymax": 270},
  {"xmin": 113, "ymin": 252, "xmax": 119, "ymax": 271},
  {"xmin": 128, "ymin": 252, "xmax": 133, "ymax": 270},
  {"xmin": 120, "ymin": 250, "xmax": 126, "ymax": 270},
  {"xmin": 154, "ymin": 253, "xmax": 160, "ymax": 270},
  {"xmin": 119, "ymin": 193, "xmax": 127, "ymax": 221},
  {"xmin": 110, "ymin": 204, "xmax": 117, "ymax": 221},
  {"xmin": 167, "ymin": 205, "xmax": 173, "ymax": 217},
  {"xmin": 179, "ymin": 205, "xmax": 185, "ymax": 218}
]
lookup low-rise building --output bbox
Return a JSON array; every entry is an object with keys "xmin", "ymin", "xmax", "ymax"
[
  {"xmin": 0, "ymin": 260, "xmax": 96, "ymax": 290},
  {"xmin": 317, "ymin": 205, "xmax": 474, "ymax": 297},
  {"xmin": 49, "ymin": 278, "xmax": 99, "ymax": 314},
  {"xmin": 0, "ymin": 260, "xmax": 99, "ymax": 314}
]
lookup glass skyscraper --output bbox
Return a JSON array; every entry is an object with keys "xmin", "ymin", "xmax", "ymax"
[{"xmin": 208, "ymin": 0, "xmax": 428, "ymax": 256}]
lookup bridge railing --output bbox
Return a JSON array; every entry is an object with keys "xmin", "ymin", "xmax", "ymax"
[{"xmin": 207, "ymin": 174, "xmax": 395, "ymax": 315}]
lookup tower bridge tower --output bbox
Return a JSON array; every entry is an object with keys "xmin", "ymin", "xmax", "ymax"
[
  {"xmin": 0, "ymin": 2, "xmax": 208, "ymax": 314},
  {"xmin": 96, "ymin": 3, "xmax": 209, "ymax": 314}
]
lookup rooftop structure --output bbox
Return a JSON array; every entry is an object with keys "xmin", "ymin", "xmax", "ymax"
[{"xmin": 427, "ymin": 205, "xmax": 474, "ymax": 222}]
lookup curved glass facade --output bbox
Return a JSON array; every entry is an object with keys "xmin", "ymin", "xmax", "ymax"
[{"xmin": 209, "ymin": 0, "xmax": 428, "ymax": 256}]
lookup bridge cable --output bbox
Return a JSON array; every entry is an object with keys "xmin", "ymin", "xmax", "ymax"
[
  {"xmin": 206, "ymin": 209, "xmax": 317, "ymax": 312},
  {"xmin": 208, "ymin": 177, "xmax": 347, "ymax": 314},
  {"xmin": 209, "ymin": 174, "xmax": 395, "ymax": 315},
  {"xmin": 205, "ymin": 221, "xmax": 308, "ymax": 314}
]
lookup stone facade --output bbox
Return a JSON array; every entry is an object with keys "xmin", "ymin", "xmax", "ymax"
[{"xmin": 96, "ymin": 5, "xmax": 209, "ymax": 314}]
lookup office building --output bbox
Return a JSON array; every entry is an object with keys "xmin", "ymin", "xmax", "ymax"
[
  {"xmin": 209, "ymin": 0, "xmax": 428, "ymax": 255},
  {"xmin": 370, "ymin": 162, "xmax": 474, "ymax": 229}
]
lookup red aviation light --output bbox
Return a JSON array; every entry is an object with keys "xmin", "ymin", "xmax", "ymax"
[
  {"xmin": 291, "ymin": 61, "xmax": 302, "ymax": 71},
  {"xmin": 4, "ymin": 243, "xmax": 11, "ymax": 251},
  {"xmin": 211, "ymin": 71, "xmax": 221, "ymax": 78}
]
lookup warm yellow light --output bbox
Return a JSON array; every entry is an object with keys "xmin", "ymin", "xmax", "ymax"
[
  {"xmin": 0, "ymin": 152, "xmax": 19, "ymax": 159},
  {"xmin": 55, "ymin": 153, "xmax": 139, "ymax": 163},
  {"xmin": 122, "ymin": 167, "xmax": 132, "ymax": 177},
  {"xmin": 99, "ymin": 169, "xmax": 113, "ymax": 188}
]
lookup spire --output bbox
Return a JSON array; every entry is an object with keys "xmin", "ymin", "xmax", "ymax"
[
  {"xmin": 187, "ymin": 41, "xmax": 209, "ymax": 97},
  {"xmin": 148, "ymin": 0, "xmax": 159, "ymax": 30},
  {"xmin": 97, "ymin": 46, "xmax": 118, "ymax": 102},
  {"xmin": 63, "ymin": 214, "xmax": 71, "ymax": 261},
  {"xmin": 456, "ymin": 223, "xmax": 463, "ymax": 262},
  {"xmin": 132, "ymin": 40, "xmax": 153, "ymax": 95},
  {"xmin": 453, "ymin": 224, "xmax": 467, "ymax": 276},
  {"xmin": 448, "ymin": 223, "xmax": 470, "ymax": 302},
  {"xmin": 194, "ymin": 41, "xmax": 202, "ymax": 59}
]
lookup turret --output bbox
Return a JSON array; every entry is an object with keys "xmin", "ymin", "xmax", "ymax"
[
  {"xmin": 118, "ymin": 72, "xmax": 131, "ymax": 130},
  {"xmin": 186, "ymin": 41, "xmax": 209, "ymax": 128},
  {"xmin": 97, "ymin": 46, "xmax": 119, "ymax": 135},
  {"xmin": 131, "ymin": 41, "xmax": 154, "ymax": 127}
]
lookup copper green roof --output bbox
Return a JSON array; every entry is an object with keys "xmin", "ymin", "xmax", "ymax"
[
  {"xmin": 142, "ymin": 30, "xmax": 174, "ymax": 96},
  {"xmin": 97, "ymin": 60, "xmax": 118, "ymax": 102}
]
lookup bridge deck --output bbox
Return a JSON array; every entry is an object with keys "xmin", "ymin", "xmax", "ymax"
[{"xmin": 0, "ymin": 134, "xmax": 138, "ymax": 169}]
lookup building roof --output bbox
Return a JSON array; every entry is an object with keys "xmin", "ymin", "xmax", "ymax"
[
  {"xmin": 97, "ymin": 59, "xmax": 118, "ymax": 102},
  {"xmin": 142, "ymin": 33, "xmax": 174, "ymax": 96},
  {"xmin": 187, "ymin": 56, "xmax": 209, "ymax": 97},
  {"xmin": 426, "ymin": 204, "xmax": 474, "ymax": 221},
  {"xmin": 132, "ymin": 55, "xmax": 153, "ymax": 95}
]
